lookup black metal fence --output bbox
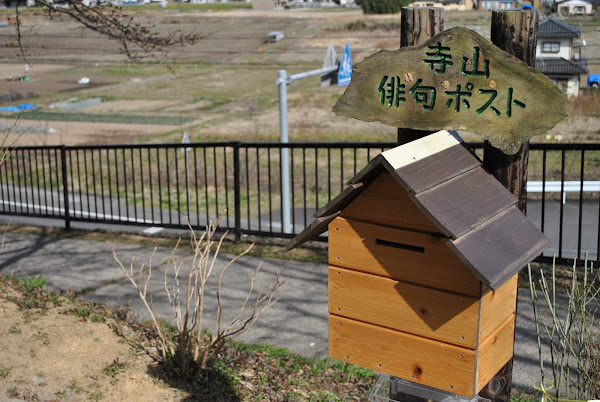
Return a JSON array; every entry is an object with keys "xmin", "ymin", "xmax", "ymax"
[{"xmin": 2, "ymin": 141, "xmax": 600, "ymax": 266}]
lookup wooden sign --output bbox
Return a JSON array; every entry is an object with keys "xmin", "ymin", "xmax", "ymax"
[{"xmin": 333, "ymin": 27, "xmax": 568, "ymax": 154}]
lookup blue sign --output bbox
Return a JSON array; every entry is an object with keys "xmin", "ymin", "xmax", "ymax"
[{"xmin": 338, "ymin": 42, "xmax": 352, "ymax": 87}]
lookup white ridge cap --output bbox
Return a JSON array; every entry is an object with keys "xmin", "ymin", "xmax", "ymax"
[{"xmin": 381, "ymin": 130, "xmax": 463, "ymax": 170}]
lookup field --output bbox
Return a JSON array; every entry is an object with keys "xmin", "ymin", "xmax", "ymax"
[{"xmin": 0, "ymin": 7, "xmax": 599, "ymax": 147}]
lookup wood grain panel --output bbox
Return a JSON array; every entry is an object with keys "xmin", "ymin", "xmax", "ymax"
[
  {"xmin": 479, "ymin": 274, "xmax": 518, "ymax": 339},
  {"xmin": 328, "ymin": 217, "xmax": 481, "ymax": 297},
  {"xmin": 475, "ymin": 314, "xmax": 516, "ymax": 393},
  {"xmin": 329, "ymin": 315, "xmax": 477, "ymax": 397},
  {"xmin": 328, "ymin": 267, "xmax": 479, "ymax": 348},
  {"xmin": 341, "ymin": 172, "xmax": 442, "ymax": 234},
  {"xmin": 449, "ymin": 205, "xmax": 550, "ymax": 289},
  {"xmin": 415, "ymin": 167, "xmax": 517, "ymax": 238},
  {"xmin": 394, "ymin": 144, "xmax": 480, "ymax": 194}
]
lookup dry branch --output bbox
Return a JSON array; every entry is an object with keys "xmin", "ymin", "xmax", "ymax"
[{"xmin": 115, "ymin": 217, "xmax": 284, "ymax": 378}]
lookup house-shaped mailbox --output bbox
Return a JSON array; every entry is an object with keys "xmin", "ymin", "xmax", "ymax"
[{"xmin": 286, "ymin": 130, "xmax": 550, "ymax": 397}]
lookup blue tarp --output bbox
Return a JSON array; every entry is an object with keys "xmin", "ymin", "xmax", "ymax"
[{"xmin": 0, "ymin": 103, "xmax": 36, "ymax": 112}]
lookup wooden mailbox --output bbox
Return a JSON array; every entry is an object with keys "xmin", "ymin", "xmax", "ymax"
[{"xmin": 286, "ymin": 130, "xmax": 550, "ymax": 397}]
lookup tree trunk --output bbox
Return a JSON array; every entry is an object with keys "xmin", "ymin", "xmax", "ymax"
[{"xmin": 397, "ymin": 7, "xmax": 444, "ymax": 146}]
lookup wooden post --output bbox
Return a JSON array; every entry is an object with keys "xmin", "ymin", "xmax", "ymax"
[
  {"xmin": 479, "ymin": 10, "xmax": 539, "ymax": 402},
  {"xmin": 483, "ymin": 10, "xmax": 538, "ymax": 211},
  {"xmin": 391, "ymin": 10, "xmax": 445, "ymax": 401},
  {"xmin": 397, "ymin": 7, "xmax": 444, "ymax": 146}
]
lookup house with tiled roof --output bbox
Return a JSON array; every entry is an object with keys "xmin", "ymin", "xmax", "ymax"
[{"xmin": 535, "ymin": 18, "xmax": 588, "ymax": 97}]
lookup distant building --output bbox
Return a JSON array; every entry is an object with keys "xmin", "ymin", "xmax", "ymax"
[
  {"xmin": 535, "ymin": 18, "xmax": 588, "ymax": 97},
  {"xmin": 253, "ymin": 0, "xmax": 285, "ymax": 9},
  {"xmin": 411, "ymin": 0, "xmax": 473, "ymax": 10},
  {"xmin": 556, "ymin": 0, "xmax": 593, "ymax": 15},
  {"xmin": 476, "ymin": 0, "xmax": 516, "ymax": 10}
]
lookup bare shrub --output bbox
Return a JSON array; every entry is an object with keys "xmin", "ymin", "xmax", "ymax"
[
  {"xmin": 570, "ymin": 90, "xmax": 600, "ymax": 118},
  {"xmin": 529, "ymin": 256, "xmax": 600, "ymax": 401},
  {"xmin": 114, "ymin": 218, "xmax": 284, "ymax": 378}
]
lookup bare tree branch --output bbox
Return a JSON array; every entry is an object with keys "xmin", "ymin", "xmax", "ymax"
[{"xmin": 12, "ymin": 0, "xmax": 202, "ymax": 60}]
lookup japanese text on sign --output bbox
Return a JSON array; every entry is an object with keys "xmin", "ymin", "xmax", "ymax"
[{"xmin": 377, "ymin": 43, "xmax": 525, "ymax": 118}]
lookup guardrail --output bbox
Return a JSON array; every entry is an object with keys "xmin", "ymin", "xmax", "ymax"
[{"xmin": 1, "ymin": 141, "xmax": 599, "ymax": 266}]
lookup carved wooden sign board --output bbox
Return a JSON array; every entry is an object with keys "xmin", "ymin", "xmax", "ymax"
[{"xmin": 333, "ymin": 26, "xmax": 569, "ymax": 154}]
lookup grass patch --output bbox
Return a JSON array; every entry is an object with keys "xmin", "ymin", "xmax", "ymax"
[
  {"xmin": 0, "ymin": 367, "xmax": 12, "ymax": 378},
  {"xmin": 6, "ymin": 111, "xmax": 196, "ymax": 126},
  {"xmin": 0, "ymin": 273, "xmax": 375, "ymax": 400}
]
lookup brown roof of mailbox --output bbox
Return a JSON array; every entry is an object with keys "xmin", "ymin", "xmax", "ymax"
[{"xmin": 286, "ymin": 130, "xmax": 550, "ymax": 290}]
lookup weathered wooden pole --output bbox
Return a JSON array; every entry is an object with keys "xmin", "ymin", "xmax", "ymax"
[
  {"xmin": 484, "ymin": 11, "xmax": 539, "ymax": 211},
  {"xmin": 397, "ymin": 7, "xmax": 444, "ymax": 146},
  {"xmin": 479, "ymin": 10, "xmax": 539, "ymax": 402}
]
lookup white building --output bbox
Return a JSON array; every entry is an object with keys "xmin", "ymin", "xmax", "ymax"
[
  {"xmin": 557, "ymin": 0, "xmax": 593, "ymax": 16},
  {"xmin": 535, "ymin": 18, "xmax": 588, "ymax": 97}
]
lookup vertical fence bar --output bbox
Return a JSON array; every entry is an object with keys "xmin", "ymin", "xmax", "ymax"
[
  {"xmin": 156, "ymin": 148, "xmax": 162, "ymax": 224},
  {"xmin": 131, "ymin": 149, "xmax": 138, "ymax": 223},
  {"xmin": 4, "ymin": 154, "xmax": 13, "ymax": 213},
  {"xmin": 0, "ymin": 154, "xmax": 6, "ymax": 212},
  {"xmin": 223, "ymin": 146, "xmax": 230, "ymax": 228},
  {"xmin": 291, "ymin": 147, "xmax": 296, "ymax": 231},
  {"xmin": 559, "ymin": 149, "xmax": 565, "ymax": 259},
  {"xmin": 107, "ymin": 149, "xmax": 113, "ymax": 220},
  {"xmin": 203, "ymin": 147, "xmax": 209, "ymax": 228},
  {"xmin": 245, "ymin": 147, "xmax": 250, "ymax": 231},
  {"xmin": 233, "ymin": 143, "xmax": 241, "ymax": 242},
  {"xmin": 5, "ymin": 153, "xmax": 13, "ymax": 213},
  {"xmin": 166, "ymin": 148, "xmax": 172, "ymax": 225},
  {"xmin": 76, "ymin": 150, "xmax": 83, "ymax": 219},
  {"xmin": 83, "ymin": 150, "xmax": 91, "ymax": 218},
  {"xmin": 139, "ymin": 148, "xmax": 146, "ymax": 224},
  {"xmin": 114, "ymin": 149, "xmax": 121, "ymax": 220},
  {"xmin": 340, "ymin": 148, "xmax": 344, "ymax": 194},
  {"xmin": 61, "ymin": 146, "xmax": 70, "ymax": 229},
  {"xmin": 91, "ymin": 150, "xmax": 98, "ymax": 219},
  {"xmin": 327, "ymin": 148, "xmax": 331, "ymax": 202},
  {"xmin": 26, "ymin": 149, "xmax": 34, "ymax": 213},
  {"xmin": 53, "ymin": 149, "xmax": 59, "ymax": 213},
  {"xmin": 20, "ymin": 149, "xmax": 29, "ymax": 213},
  {"xmin": 257, "ymin": 147, "xmax": 262, "ymax": 232},
  {"xmin": 175, "ymin": 147, "xmax": 181, "ymax": 226},
  {"xmin": 268, "ymin": 148, "xmax": 273, "ymax": 232},
  {"xmin": 193, "ymin": 147, "xmax": 200, "ymax": 228},
  {"xmin": 184, "ymin": 148, "xmax": 190, "ymax": 225},
  {"xmin": 31, "ymin": 149, "xmax": 40, "ymax": 214},
  {"xmin": 148, "ymin": 148, "xmax": 153, "ymax": 224},
  {"xmin": 213, "ymin": 147, "xmax": 218, "ymax": 221},
  {"xmin": 99, "ymin": 149, "xmax": 105, "ymax": 219},
  {"xmin": 122, "ymin": 149, "xmax": 129, "ymax": 222},
  {"xmin": 578, "ymin": 150, "xmax": 585, "ymax": 260},
  {"xmin": 10, "ymin": 151, "xmax": 19, "ymax": 213},
  {"xmin": 302, "ymin": 148, "xmax": 307, "ymax": 227},
  {"xmin": 541, "ymin": 150, "xmax": 546, "ymax": 233},
  {"xmin": 314, "ymin": 148, "xmax": 319, "ymax": 211}
]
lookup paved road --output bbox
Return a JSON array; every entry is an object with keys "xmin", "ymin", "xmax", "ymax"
[
  {"xmin": 1, "ymin": 184, "xmax": 599, "ymax": 261},
  {"xmin": 0, "ymin": 231, "xmax": 574, "ymax": 395}
]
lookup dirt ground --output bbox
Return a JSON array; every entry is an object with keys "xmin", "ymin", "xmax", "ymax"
[
  {"xmin": 0, "ymin": 287, "xmax": 182, "ymax": 401},
  {"xmin": 0, "ymin": 9, "xmax": 598, "ymax": 146}
]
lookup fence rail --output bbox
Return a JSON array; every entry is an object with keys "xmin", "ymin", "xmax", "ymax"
[{"xmin": 2, "ymin": 141, "xmax": 600, "ymax": 266}]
